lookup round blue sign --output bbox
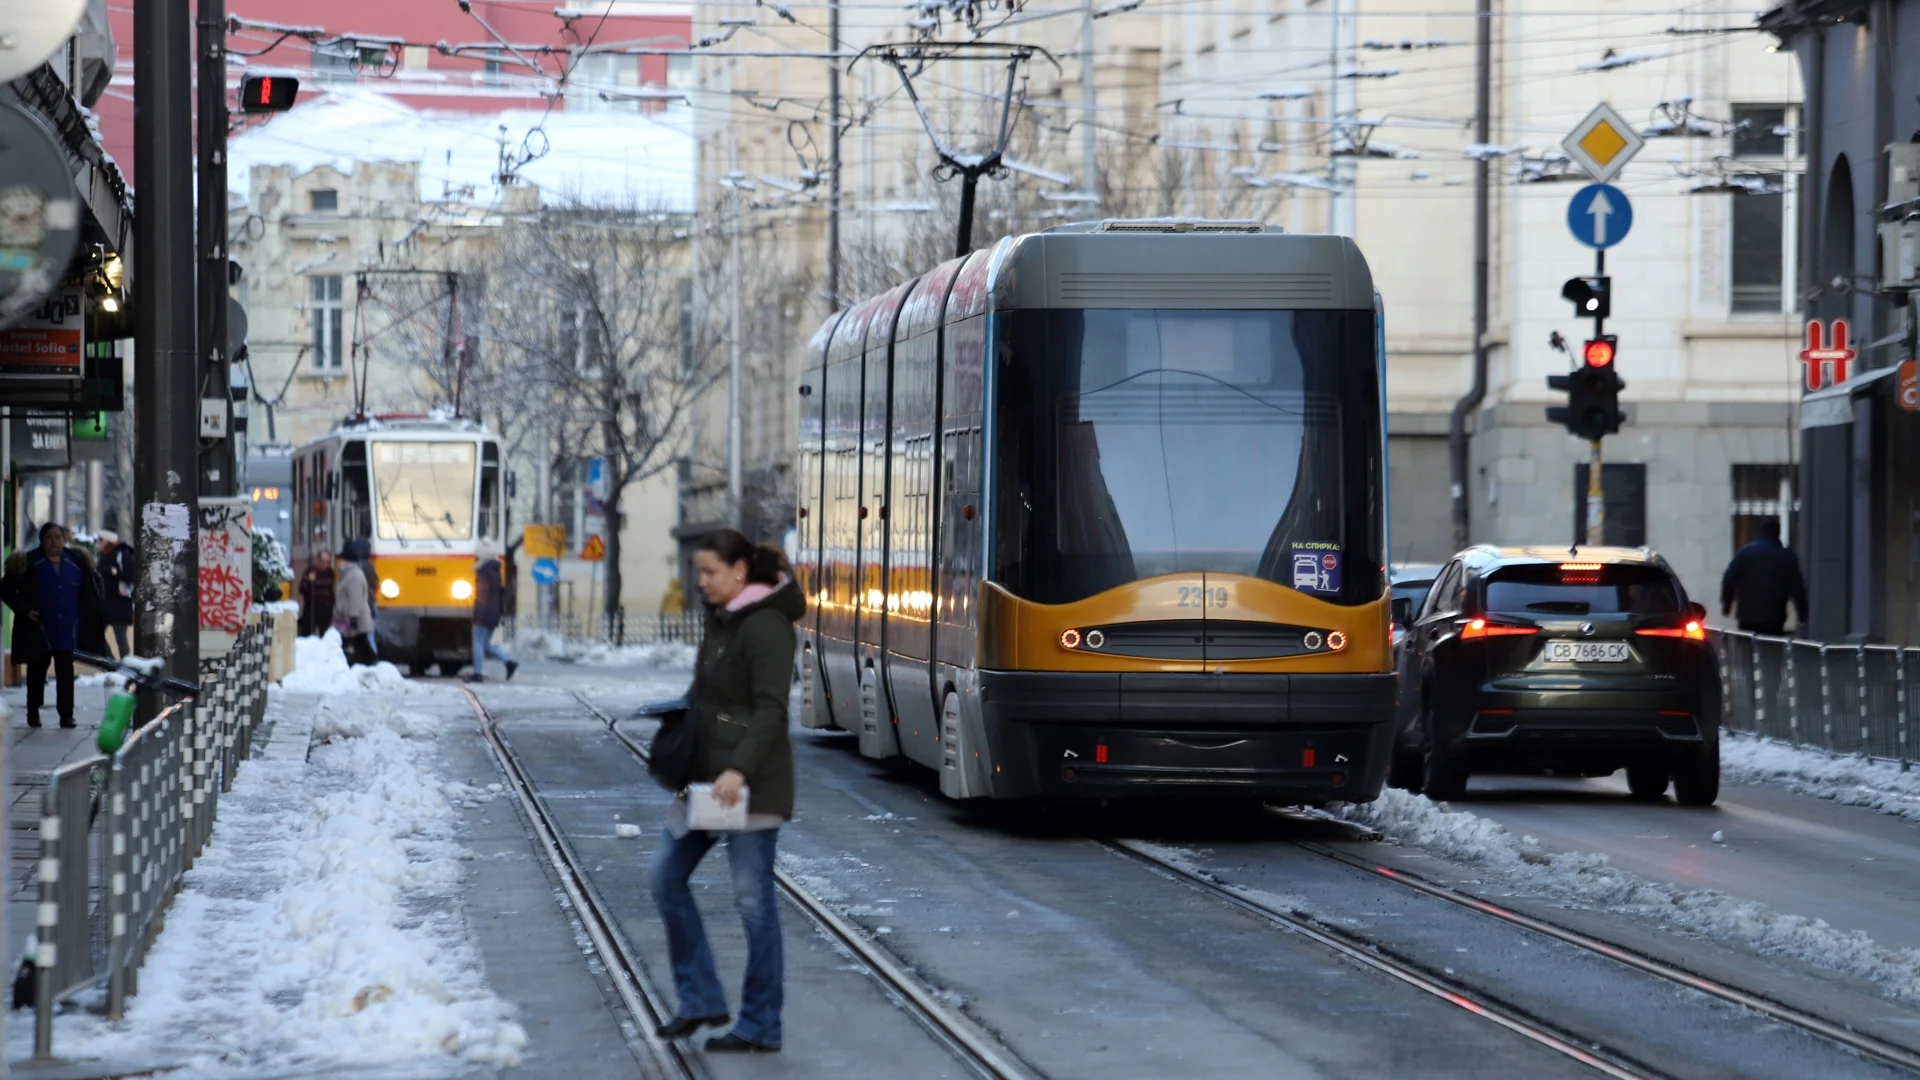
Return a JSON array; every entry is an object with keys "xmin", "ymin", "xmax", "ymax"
[
  {"xmin": 530, "ymin": 557, "xmax": 560, "ymax": 585},
  {"xmin": 1566, "ymin": 183, "xmax": 1633, "ymax": 249}
]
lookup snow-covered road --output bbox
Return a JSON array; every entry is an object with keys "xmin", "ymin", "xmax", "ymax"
[{"xmin": 1449, "ymin": 738, "xmax": 1920, "ymax": 952}]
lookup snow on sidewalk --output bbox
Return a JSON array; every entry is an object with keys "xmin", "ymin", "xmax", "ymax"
[
  {"xmin": 1721, "ymin": 733, "xmax": 1920, "ymax": 824},
  {"xmin": 1325, "ymin": 788, "xmax": 1920, "ymax": 1000},
  {"xmin": 38, "ymin": 639, "xmax": 526, "ymax": 1076}
]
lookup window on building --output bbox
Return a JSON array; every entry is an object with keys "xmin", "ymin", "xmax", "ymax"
[
  {"xmin": 484, "ymin": 58, "xmax": 505, "ymax": 86},
  {"xmin": 1730, "ymin": 105, "xmax": 1791, "ymax": 315},
  {"xmin": 309, "ymin": 275, "xmax": 344, "ymax": 372},
  {"xmin": 1572, "ymin": 463, "xmax": 1647, "ymax": 547},
  {"xmin": 309, "ymin": 188, "xmax": 338, "ymax": 213},
  {"xmin": 1732, "ymin": 463, "xmax": 1798, "ymax": 549},
  {"xmin": 666, "ymin": 54, "xmax": 692, "ymax": 89}
]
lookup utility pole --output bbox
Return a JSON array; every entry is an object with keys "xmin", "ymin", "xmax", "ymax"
[
  {"xmin": 1326, "ymin": 0, "xmax": 1355, "ymax": 235},
  {"xmin": 197, "ymin": 0, "xmax": 234, "ymax": 496},
  {"xmin": 726, "ymin": 136, "xmax": 743, "ymax": 526},
  {"xmin": 1081, "ymin": 0, "xmax": 1098, "ymax": 205},
  {"xmin": 1584, "ymin": 250, "xmax": 1607, "ymax": 547},
  {"xmin": 827, "ymin": 0, "xmax": 842, "ymax": 309},
  {"xmin": 1449, "ymin": 0, "xmax": 1493, "ymax": 551},
  {"xmin": 136, "ymin": 0, "xmax": 201, "ymax": 697}
]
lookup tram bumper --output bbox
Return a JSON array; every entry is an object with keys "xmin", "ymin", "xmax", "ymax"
[{"xmin": 976, "ymin": 671, "xmax": 1396, "ymax": 804}]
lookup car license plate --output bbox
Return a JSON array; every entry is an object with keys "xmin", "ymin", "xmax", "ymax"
[{"xmin": 1546, "ymin": 640, "xmax": 1630, "ymax": 663}]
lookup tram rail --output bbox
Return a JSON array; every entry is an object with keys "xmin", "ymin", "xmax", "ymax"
[{"xmin": 569, "ymin": 691, "xmax": 1040, "ymax": 1080}]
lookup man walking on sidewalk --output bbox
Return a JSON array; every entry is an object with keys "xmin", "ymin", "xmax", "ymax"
[
  {"xmin": 1, "ymin": 524, "xmax": 106, "ymax": 728},
  {"xmin": 466, "ymin": 542, "xmax": 516, "ymax": 683},
  {"xmin": 1720, "ymin": 517, "xmax": 1808, "ymax": 636},
  {"xmin": 297, "ymin": 551, "xmax": 336, "ymax": 638},
  {"xmin": 97, "ymin": 529, "xmax": 136, "ymax": 658}
]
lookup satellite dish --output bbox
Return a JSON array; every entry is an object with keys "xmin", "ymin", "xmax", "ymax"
[
  {"xmin": 0, "ymin": 0, "xmax": 88, "ymax": 83},
  {"xmin": 0, "ymin": 102, "xmax": 81, "ymax": 328}
]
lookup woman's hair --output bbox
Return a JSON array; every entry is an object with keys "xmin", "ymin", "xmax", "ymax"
[{"xmin": 697, "ymin": 528, "xmax": 792, "ymax": 585}]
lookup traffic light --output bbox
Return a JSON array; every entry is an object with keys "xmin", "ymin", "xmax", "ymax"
[
  {"xmin": 1561, "ymin": 275, "xmax": 1611, "ymax": 319},
  {"xmin": 1546, "ymin": 337, "xmax": 1626, "ymax": 440},
  {"xmin": 240, "ymin": 75, "xmax": 300, "ymax": 114}
]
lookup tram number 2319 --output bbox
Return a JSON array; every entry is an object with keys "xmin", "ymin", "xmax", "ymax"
[{"xmin": 1177, "ymin": 586, "xmax": 1230, "ymax": 609}]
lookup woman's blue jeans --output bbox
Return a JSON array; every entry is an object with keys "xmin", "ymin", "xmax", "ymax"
[{"xmin": 648, "ymin": 826, "xmax": 783, "ymax": 1047}]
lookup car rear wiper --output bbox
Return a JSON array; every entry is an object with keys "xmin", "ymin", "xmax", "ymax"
[{"xmin": 1525, "ymin": 601, "xmax": 1592, "ymax": 613}]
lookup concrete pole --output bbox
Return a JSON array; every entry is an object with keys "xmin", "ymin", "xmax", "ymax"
[
  {"xmin": 827, "ymin": 0, "xmax": 842, "ymax": 309},
  {"xmin": 198, "ymin": 0, "xmax": 234, "ymax": 495},
  {"xmin": 87, "ymin": 462, "xmax": 104, "ymax": 534},
  {"xmin": 1082, "ymin": 0, "xmax": 1098, "ymax": 204},
  {"xmin": 51, "ymin": 471, "xmax": 67, "ymax": 531},
  {"xmin": 726, "ymin": 136, "xmax": 743, "ymax": 527},
  {"xmin": 135, "ymin": 0, "xmax": 201, "ymax": 696}
]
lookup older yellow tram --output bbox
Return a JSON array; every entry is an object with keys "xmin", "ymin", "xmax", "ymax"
[
  {"xmin": 796, "ymin": 221, "xmax": 1393, "ymax": 804},
  {"xmin": 290, "ymin": 415, "xmax": 505, "ymax": 675}
]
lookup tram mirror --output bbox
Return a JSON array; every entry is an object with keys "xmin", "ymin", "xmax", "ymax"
[
  {"xmin": 327, "ymin": 473, "xmax": 339, "ymax": 498},
  {"xmin": 506, "ymin": 470, "xmax": 518, "ymax": 499},
  {"xmin": 1391, "ymin": 598, "xmax": 1412, "ymax": 625}
]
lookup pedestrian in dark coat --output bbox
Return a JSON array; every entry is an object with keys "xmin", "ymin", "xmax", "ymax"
[
  {"xmin": 97, "ymin": 530, "xmax": 137, "ymax": 658},
  {"xmin": 1720, "ymin": 517, "xmax": 1809, "ymax": 636},
  {"xmin": 465, "ymin": 542, "xmax": 517, "ymax": 682},
  {"xmin": 0, "ymin": 524, "xmax": 106, "ymax": 728},
  {"xmin": 648, "ymin": 530, "xmax": 804, "ymax": 1054},
  {"xmin": 296, "ymin": 551, "xmax": 337, "ymax": 638},
  {"xmin": 334, "ymin": 546, "xmax": 376, "ymax": 666}
]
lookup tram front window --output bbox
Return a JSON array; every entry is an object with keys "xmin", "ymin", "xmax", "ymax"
[
  {"xmin": 994, "ymin": 307, "xmax": 1380, "ymax": 605},
  {"xmin": 371, "ymin": 441, "xmax": 477, "ymax": 541}
]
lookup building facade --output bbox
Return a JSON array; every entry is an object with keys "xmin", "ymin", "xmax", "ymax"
[{"xmin": 1766, "ymin": 0, "xmax": 1920, "ymax": 643}]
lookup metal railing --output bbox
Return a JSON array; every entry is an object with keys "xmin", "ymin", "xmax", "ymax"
[
  {"xmin": 503, "ymin": 610, "xmax": 705, "ymax": 650},
  {"xmin": 31, "ymin": 617, "xmax": 278, "ymax": 1060},
  {"xmin": 1712, "ymin": 629, "xmax": 1915, "ymax": 769}
]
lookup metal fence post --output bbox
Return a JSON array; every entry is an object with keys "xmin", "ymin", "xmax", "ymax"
[
  {"xmin": 33, "ymin": 786, "xmax": 60, "ymax": 1060},
  {"xmin": 1820, "ymin": 645, "xmax": 1834, "ymax": 753},
  {"xmin": 1859, "ymin": 645, "xmax": 1870, "ymax": 756},
  {"xmin": 1902, "ymin": 648, "xmax": 1912, "ymax": 773}
]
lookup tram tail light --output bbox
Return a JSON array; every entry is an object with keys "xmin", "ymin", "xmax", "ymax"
[
  {"xmin": 1060, "ymin": 628, "xmax": 1082, "ymax": 650},
  {"xmin": 1460, "ymin": 618, "xmax": 1537, "ymax": 641}
]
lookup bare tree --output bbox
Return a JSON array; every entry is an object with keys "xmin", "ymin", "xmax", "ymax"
[{"xmin": 483, "ymin": 197, "xmax": 712, "ymax": 619}]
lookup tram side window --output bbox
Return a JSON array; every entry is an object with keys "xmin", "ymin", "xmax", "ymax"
[
  {"xmin": 341, "ymin": 441, "xmax": 372, "ymax": 543},
  {"xmin": 481, "ymin": 443, "xmax": 501, "ymax": 540}
]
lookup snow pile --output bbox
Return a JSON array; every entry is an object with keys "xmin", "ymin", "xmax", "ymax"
[
  {"xmin": 512, "ymin": 627, "xmax": 568, "ymax": 660},
  {"xmin": 280, "ymin": 630, "xmax": 417, "ymax": 695},
  {"xmin": 1722, "ymin": 734, "xmax": 1920, "ymax": 824},
  {"xmin": 574, "ymin": 641, "xmax": 698, "ymax": 669},
  {"xmin": 47, "ymin": 691, "xmax": 526, "ymax": 1072},
  {"xmin": 1329, "ymin": 787, "xmax": 1920, "ymax": 998}
]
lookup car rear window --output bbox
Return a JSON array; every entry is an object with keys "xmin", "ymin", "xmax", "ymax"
[{"xmin": 1484, "ymin": 564, "xmax": 1682, "ymax": 616}]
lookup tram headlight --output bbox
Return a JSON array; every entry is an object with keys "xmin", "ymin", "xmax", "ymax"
[
  {"xmin": 451, "ymin": 579, "xmax": 474, "ymax": 601},
  {"xmin": 379, "ymin": 578, "xmax": 401, "ymax": 600}
]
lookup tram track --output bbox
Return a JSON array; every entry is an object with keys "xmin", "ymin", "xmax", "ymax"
[
  {"xmin": 463, "ymin": 689, "xmax": 707, "ymax": 1080},
  {"xmin": 1098, "ymin": 838, "xmax": 1672, "ymax": 1080},
  {"xmin": 1291, "ymin": 832, "xmax": 1920, "ymax": 1076},
  {"xmin": 568, "ymin": 691, "xmax": 1040, "ymax": 1080}
]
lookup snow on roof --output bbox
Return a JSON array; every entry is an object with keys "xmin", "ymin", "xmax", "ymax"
[{"xmin": 228, "ymin": 90, "xmax": 692, "ymax": 211}]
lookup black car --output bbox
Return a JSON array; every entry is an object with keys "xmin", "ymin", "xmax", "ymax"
[
  {"xmin": 1389, "ymin": 546, "xmax": 1719, "ymax": 806},
  {"xmin": 1390, "ymin": 563, "xmax": 1445, "ymax": 654}
]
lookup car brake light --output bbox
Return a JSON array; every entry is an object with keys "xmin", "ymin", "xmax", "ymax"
[
  {"xmin": 1636, "ymin": 620, "xmax": 1706, "ymax": 641},
  {"xmin": 1460, "ymin": 618, "xmax": 1538, "ymax": 640}
]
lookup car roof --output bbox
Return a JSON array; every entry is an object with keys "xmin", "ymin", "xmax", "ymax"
[
  {"xmin": 1391, "ymin": 563, "xmax": 1445, "ymax": 581},
  {"xmin": 1460, "ymin": 544, "xmax": 1670, "ymax": 573}
]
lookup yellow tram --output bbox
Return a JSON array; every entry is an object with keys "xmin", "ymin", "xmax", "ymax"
[
  {"xmin": 796, "ymin": 221, "xmax": 1393, "ymax": 804},
  {"xmin": 290, "ymin": 414, "xmax": 505, "ymax": 675}
]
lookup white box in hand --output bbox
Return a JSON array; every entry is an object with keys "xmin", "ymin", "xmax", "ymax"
[{"xmin": 686, "ymin": 783, "xmax": 749, "ymax": 831}]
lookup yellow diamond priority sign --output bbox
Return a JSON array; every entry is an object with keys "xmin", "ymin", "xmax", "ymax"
[{"xmin": 1561, "ymin": 102, "xmax": 1644, "ymax": 184}]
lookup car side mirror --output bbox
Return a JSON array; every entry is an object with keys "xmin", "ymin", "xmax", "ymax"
[
  {"xmin": 1687, "ymin": 601, "xmax": 1707, "ymax": 623},
  {"xmin": 1391, "ymin": 597, "xmax": 1413, "ymax": 625}
]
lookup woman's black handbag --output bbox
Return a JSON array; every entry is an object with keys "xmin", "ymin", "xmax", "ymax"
[{"xmin": 635, "ymin": 697, "xmax": 696, "ymax": 792}]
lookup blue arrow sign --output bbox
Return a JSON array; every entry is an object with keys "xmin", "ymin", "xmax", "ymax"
[
  {"xmin": 1567, "ymin": 183, "xmax": 1632, "ymax": 249},
  {"xmin": 531, "ymin": 557, "xmax": 560, "ymax": 585}
]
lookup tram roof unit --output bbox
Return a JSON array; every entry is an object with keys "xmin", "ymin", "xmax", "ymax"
[
  {"xmin": 990, "ymin": 225, "xmax": 1376, "ymax": 311},
  {"xmin": 315, "ymin": 412, "xmax": 495, "ymax": 440}
]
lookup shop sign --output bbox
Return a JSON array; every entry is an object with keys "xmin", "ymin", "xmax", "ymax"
[{"xmin": 1799, "ymin": 318, "xmax": 1855, "ymax": 392}]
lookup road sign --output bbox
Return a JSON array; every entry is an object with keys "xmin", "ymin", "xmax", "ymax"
[
  {"xmin": 581, "ymin": 534, "xmax": 606, "ymax": 561},
  {"xmin": 523, "ymin": 523, "xmax": 566, "ymax": 559},
  {"xmin": 587, "ymin": 457, "xmax": 607, "ymax": 497},
  {"xmin": 1561, "ymin": 103, "xmax": 1645, "ymax": 184},
  {"xmin": 1900, "ymin": 360, "xmax": 1919, "ymax": 412},
  {"xmin": 1799, "ymin": 319, "xmax": 1854, "ymax": 391},
  {"xmin": 1566, "ymin": 185, "xmax": 1633, "ymax": 249},
  {"xmin": 530, "ymin": 557, "xmax": 560, "ymax": 585}
]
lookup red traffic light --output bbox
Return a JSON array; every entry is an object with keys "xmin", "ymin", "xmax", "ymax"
[
  {"xmin": 241, "ymin": 74, "xmax": 300, "ymax": 114},
  {"xmin": 1583, "ymin": 337, "xmax": 1616, "ymax": 367}
]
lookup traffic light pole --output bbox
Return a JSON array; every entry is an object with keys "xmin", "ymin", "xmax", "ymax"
[
  {"xmin": 199, "ymin": 0, "xmax": 235, "ymax": 496},
  {"xmin": 1585, "ymin": 248, "xmax": 1606, "ymax": 547}
]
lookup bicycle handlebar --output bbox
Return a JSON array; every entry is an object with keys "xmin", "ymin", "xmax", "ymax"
[{"xmin": 71, "ymin": 652, "xmax": 200, "ymax": 699}]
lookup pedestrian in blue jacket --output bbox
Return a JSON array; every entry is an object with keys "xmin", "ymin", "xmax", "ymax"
[
  {"xmin": 0, "ymin": 524, "xmax": 106, "ymax": 728},
  {"xmin": 465, "ymin": 541, "xmax": 517, "ymax": 683}
]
